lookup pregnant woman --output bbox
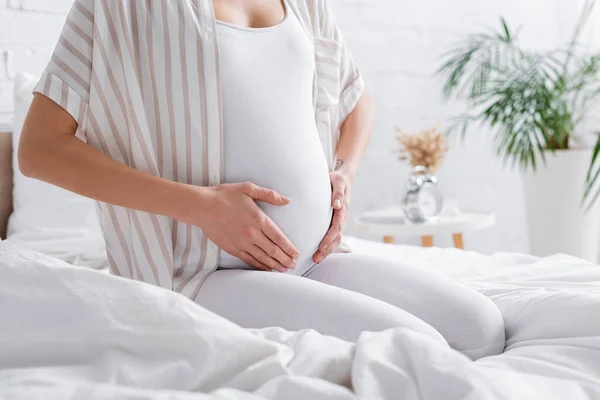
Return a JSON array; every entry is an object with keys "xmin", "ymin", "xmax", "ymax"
[{"xmin": 19, "ymin": 0, "xmax": 505, "ymax": 359}]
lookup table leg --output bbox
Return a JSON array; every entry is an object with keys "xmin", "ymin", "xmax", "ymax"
[
  {"xmin": 452, "ymin": 233, "xmax": 464, "ymax": 249},
  {"xmin": 383, "ymin": 235, "xmax": 394, "ymax": 244},
  {"xmin": 421, "ymin": 236, "xmax": 434, "ymax": 247}
]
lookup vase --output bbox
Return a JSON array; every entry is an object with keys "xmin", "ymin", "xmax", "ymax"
[{"xmin": 523, "ymin": 148, "xmax": 600, "ymax": 263}]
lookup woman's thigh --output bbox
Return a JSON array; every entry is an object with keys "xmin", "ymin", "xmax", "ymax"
[
  {"xmin": 195, "ymin": 269, "xmax": 448, "ymax": 346},
  {"xmin": 305, "ymin": 253, "xmax": 506, "ymax": 359}
]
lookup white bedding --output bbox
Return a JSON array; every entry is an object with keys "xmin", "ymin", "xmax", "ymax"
[{"xmin": 2, "ymin": 237, "xmax": 600, "ymax": 399}]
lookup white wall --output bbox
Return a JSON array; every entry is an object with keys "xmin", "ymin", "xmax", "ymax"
[
  {"xmin": 332, "ymin": 0, "xmax": 594, "ymax": 254},
  {"xmin": 0, "ymin": 0, "xmax": 595, "ymax": 255},
  {"xmin": 0, "ymin": 0, "xmax": 73, "ymax": 128}
]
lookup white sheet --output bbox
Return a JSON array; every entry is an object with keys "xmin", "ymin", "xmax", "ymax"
[{"xmin": 2, "ymin": 238, "xmax": 600, "ymax": 399}]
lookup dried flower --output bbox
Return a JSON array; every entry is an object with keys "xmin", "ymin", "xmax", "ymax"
[{"xmin": 395, "ymin": 126, "xmax": 449, "ymax": 173}]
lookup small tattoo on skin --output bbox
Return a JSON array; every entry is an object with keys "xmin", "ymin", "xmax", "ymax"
[{"xmin": 334, "ymin": 159, "xmax": 344, "ymax": 171}]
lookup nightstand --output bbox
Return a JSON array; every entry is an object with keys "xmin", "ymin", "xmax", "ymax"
[{"xmin": 354, "ymin": 206, "xmax": 495, "ymax": 249}]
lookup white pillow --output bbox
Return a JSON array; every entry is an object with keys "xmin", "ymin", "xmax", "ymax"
[{"xmin": 6, "ymin": 73, "xmax": 106, "ymax": 268}]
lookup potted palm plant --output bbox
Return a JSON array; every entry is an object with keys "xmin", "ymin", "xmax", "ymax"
[{"xmin": 438, "ymin": 0, "xmax": 600, "ymax": 261}]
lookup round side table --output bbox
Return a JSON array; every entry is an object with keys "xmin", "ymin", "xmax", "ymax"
[{"xmin": 354, "ymin": 207, "xmax": 496, "ymax": 249}]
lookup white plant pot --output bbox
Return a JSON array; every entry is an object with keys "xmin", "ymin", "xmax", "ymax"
[{"xmin": 524, "ymin": 149, "xmax": 600, "ymax": 263}]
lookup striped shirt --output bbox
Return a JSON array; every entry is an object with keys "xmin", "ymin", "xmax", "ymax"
[{"xmin": 34, "ymin": 0, "xmax": 364, "ymax": 298}]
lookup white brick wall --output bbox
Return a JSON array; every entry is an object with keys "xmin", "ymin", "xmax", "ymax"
[
  {"xmin": 0, "ymin": 0, "xmax": 594, "ymax": 255},
  {"xmin": 0, "ymin": 0, "xmax": 72, "ymax": 128}
]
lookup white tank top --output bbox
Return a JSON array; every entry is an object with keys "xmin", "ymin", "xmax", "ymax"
[{"xmin": 216, "ymin": 1, "xmax": 333, "ymax": 275}]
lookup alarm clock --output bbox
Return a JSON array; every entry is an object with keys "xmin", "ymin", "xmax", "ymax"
[{"xmin": 401, "ymin": 166, "xmax": 444, "ymax": 224}]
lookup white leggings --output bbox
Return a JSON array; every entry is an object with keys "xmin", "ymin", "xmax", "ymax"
[{"xmin": 195, "ymin": 253, "xmax": 506, "ymax": 359}]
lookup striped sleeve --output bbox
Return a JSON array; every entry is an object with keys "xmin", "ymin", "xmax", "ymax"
[
  {"xmin": 318, "ymin": 0, "xmax": 365, "ymax": 123},
  {"xmin": 34, "ymin": 0, "xmax": 95, "ymax": 128}
]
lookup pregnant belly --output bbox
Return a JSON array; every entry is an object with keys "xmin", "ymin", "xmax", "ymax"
[
  {"xmin": 255, "ymin": 179, "xmax": 333, "ymax": 275},
  {"xmin": 219, "ymin": 130, "xmax": 334, "ymax": 276}
]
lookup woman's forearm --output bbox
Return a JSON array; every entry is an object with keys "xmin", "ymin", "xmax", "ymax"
[
  {"xmin": 19, "ymin": 94, "xmax": 203, "ymax": 222},
  {"xmin": 334, "ymin": 91, "xmax": 375, "ymax": 176}
]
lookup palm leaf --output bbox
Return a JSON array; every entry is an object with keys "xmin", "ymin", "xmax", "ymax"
[
  {"xmin": 437, "ymin": 8, "xmax": 600, "ymax": 207},
  {"xmin": 583, "ymin": 133, "xmax": 600, "ymax": 210}
]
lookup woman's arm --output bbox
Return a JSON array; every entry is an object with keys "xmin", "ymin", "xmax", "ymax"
[
  {"xmin": 313, "ymin": 91, "xmax": 375, "ymax": 263},
  {"xmin": 20, "ymin": 94, "xmax": 201, "ymax": 221},
  {"xmin": 20, "ymin": 94, "xmax": 299, "ymax": 272},
  {"xmin": 332, "ymin": 91, "xmax": 376, "ymax": 180}
]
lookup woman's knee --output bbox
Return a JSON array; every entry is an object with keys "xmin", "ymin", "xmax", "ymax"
[
  {"xmin": 365, "ymin": 290, "xmax": 505, "ymax": 360},
  {"xmin": 447, "ymin": 292, "xmax": 506, "ymax": 359},
  {"xmin": 310, "ymin": 254, "xmax": 505, "ymax": 359}
]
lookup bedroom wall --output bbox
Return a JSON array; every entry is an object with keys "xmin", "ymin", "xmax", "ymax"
[
  {"xmin": 333, "ymin": 0, "xmax": 596, "ymax": 254},
  {"xmin": 0, "ymin": 0, "xmax": 72, "ymax": 129},
  {"xmin": 0, "ymin": 0, "xmax": 596, "ymax": 255}
]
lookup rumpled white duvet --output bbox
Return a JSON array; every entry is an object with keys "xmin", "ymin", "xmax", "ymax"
[{"xmin": 2, "ymin": 238, "xmax": 600, "ymax": 400}]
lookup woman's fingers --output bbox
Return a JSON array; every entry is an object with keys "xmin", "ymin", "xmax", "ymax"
[
  {"xmin": 331, "ymin": 174, "xmax": 348, "ymax": 210},
  {"xmin": 314, "ymin": 234, "xmax": 342, "ymax": 264},
  {"xmin": 314, "ymin": 206, "xmax": 347, "ymax": 263},
  {"xmin": 312, "ymin": 171, "xmax": 351, "ymax": 264},
  {"xmin": 262, "ymin": 218, "xmax": 300, "ymax": 260},
  {"xmin": 238, "ymin": 251, "xmax": 272, "ymax": 272},
  {"xmin": 250, "ymin": 245, "xmax": 289, "ymax": 273},
  {"xmin": 256, "ymin": 234, "xmax": 296, "ymax": 270},
  {"xmin": 242, "ymin": 182, "xmax": 291, "ymax": 206},
  {"xmin": 332, "ymin": 196, "xmax": 343, "ymax": 210},
  {"xmin": 325, "ymin": 206, "xmax": 347, "ymax": 247}
]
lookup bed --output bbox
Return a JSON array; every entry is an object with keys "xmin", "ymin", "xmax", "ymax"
[{"xmin": 2, "ymin": 79, "xmax": 600, "ymax": 400}]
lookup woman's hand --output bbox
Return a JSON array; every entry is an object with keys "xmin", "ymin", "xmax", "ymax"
[
  {"xmin": 313, "ymin": 164, "xmax": 353, "ymax": 264},
  {"xmin": 312, "ymin": 92, "xmax": 375, "ymax": 264},
  {"xmin": 185, "ymin": 182, "xmax": 300, "ymax": 273}
]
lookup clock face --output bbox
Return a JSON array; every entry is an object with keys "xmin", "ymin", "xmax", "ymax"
[{"xmin": 417, "ymin": 183, "xmax": 443, "ymax": 219}]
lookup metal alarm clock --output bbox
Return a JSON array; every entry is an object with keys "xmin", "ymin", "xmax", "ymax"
[{"xmin": 401, "ymin": 166, "xmax": 444, "ymax": 224}]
